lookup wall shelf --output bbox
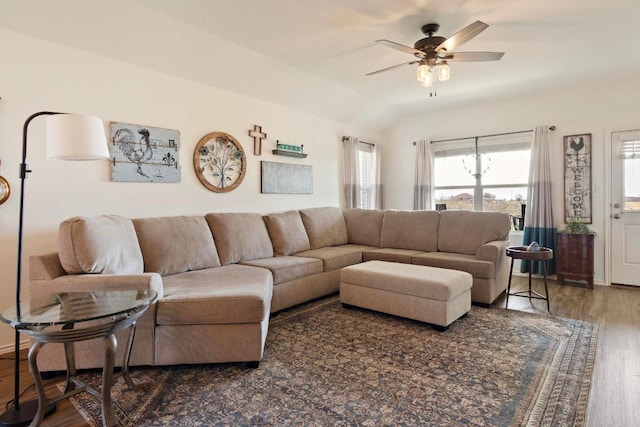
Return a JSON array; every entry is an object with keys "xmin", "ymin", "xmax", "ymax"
[{"xmin": 272, "ymin": 149, "xmax": 307, "ymax": 158}]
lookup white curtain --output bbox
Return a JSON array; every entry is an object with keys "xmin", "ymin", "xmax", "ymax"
[
  {"xmin": 522, "ymin": 125, "xmax": 557, "ymax": 274},
  {"xmin": 343, "ymin": 136, "xmax": 360, "ymax": 208},
  {"xmin": 370, "ymin": 143, "xmax": 384, "ymax": 209},
  {"xmin": 413, "ymin": 139, "xmax": 434, "ymax": 210}
]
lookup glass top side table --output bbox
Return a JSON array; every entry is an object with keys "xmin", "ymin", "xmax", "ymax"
[{"xmin": 1, "ymin": 289, "xmax": 157, "ymax": 427}]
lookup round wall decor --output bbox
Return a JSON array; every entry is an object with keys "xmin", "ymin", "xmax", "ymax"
[
  {"xmin": 0, "ymin": 176, "xmax": 10, "ymax": 205},
  {"xmin": 193, "ymin": 132, "xmax": 246, "ymax": 193}
]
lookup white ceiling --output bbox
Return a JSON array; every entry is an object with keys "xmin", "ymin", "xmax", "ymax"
[{"xmin": 2, "ymin": 0, "xmax": 640, "ymax": 129}]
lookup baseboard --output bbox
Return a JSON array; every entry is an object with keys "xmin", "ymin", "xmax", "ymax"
[{"xmin": 0, "ymin": 338, "xmax": 30, "ymax": 356}]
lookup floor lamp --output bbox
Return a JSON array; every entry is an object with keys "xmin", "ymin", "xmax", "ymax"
[{"xmin": 0, "ymin": 112, "xmax": 109, "ymax": 427}]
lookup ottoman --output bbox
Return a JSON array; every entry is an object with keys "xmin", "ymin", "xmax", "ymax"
[{"xmin": 340, "ymin": 260, "xmax": 472, "ymax": 330}]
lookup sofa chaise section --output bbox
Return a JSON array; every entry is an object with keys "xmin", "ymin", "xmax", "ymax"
[
  {"xmin": 136, "ymin": 215, "xmax": 272, "ymax": 367},
  {"xmin": 156, "ymin": 264, "xmax": 272, "ymax": 365}
]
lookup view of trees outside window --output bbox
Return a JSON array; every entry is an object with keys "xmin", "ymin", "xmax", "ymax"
[{"xmin": 434, "ymin": 149, "xmax": 530, "ymax": 219}]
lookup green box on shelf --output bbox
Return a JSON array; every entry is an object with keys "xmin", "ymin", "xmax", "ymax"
[{"xmin": 277, "ymin": 143, "xmax": 302, "ymax": 153}]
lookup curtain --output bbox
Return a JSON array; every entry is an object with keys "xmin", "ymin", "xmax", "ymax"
[
  {"xmin": 343, "ymin": 136, "xmax": 360, "ymax": 208},
  {"xmin": 522, "ymin": 125, "xmax": 556, "ymax": 274},
  {"xmin": 370, "ymin": 143, "xmax": 384, "ymax": 209},
  {"xmin": 413, "ymin": 139, "xmax": 434, "ymax": 210}
]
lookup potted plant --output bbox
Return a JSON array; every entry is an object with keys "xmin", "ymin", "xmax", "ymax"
[
  {"xmin": 556, "ymin": 218, "xmax": 595, "ymax": 288},
  {"xmin": 560, "ymin": 219, "xmax": 596, "ymax": 235}
]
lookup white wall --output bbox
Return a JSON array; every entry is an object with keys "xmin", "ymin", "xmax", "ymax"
[
  {"xmin": 382, "ymin": 71, "xmax": 640, "ymax": 286},
  {"xmin": 0, "ymin": 29, "xmax": 378, "ymax": 351}
]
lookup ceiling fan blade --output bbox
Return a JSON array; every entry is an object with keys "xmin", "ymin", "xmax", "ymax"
[
  {"xmin": 375, "ymin": 39, "xmax": 424, "ymax": 57},
  {"xmin": 436, "ymin": 20, "xmax": 489, "ymax": 53},
  {"xmin": 366, "ymin": 60, "xmax": 419, "ymax": 76},
  {"xmin": 442, "ymin": 51, "xmax": 504, "ymax": 62}
]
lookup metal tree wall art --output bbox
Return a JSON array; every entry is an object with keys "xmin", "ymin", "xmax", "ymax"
[{"xmin": 194, "ymin": 132, "xmax": 246, "ymax": 192}]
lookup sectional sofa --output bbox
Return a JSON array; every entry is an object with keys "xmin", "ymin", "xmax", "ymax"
[{"xmin": 29, "ymin": 207, "xmax": 510, "ymax": 372}]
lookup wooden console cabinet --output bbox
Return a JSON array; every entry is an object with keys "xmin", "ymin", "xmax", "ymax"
[{"xmin": 556, "ymin": 233, "xmax": 594, "ymax": 288}]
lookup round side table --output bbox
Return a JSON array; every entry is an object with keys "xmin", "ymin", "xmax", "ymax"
[
  {"xmin": 505, "ymin": 246, "xmax": 553, "ymax": 311},
  {"xmin": 1, "ymin": 288, "xmax": 157, "ymax": 427}
]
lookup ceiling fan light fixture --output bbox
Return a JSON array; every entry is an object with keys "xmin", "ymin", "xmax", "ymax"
[
  {"xmin": 421, "ymin": 69, "xmax": 434, "ymax": 87},
  {"xmin": 417, "ymin": 64, "xmax": 429, "ymax": 82},
  {"xmin": 438, "ymin": 62, "xmax": 450, "ymax": 81}
]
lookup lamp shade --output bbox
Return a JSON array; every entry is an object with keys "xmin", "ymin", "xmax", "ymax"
[{"xmin": 46, "ymin": 114, "xmax": 109, "ymax": 160}]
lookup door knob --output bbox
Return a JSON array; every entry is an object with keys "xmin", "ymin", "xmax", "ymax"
[{"xmin": 613, "ymin": 213, "xmax": 622, "ymax": 219}]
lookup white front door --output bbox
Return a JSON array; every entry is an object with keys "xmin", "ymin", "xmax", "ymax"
[{"xmin": 611, "ymin": 129, "xmax": 640, "ymax": 286}]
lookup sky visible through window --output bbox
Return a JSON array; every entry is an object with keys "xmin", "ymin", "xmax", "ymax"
[
  {"xmin": 624, "ymin": 158, "xmax": 640, "ymax": 210},
  {"xmin": 435, "ymin": 150, "xmax": 530, "ymax": 199}
]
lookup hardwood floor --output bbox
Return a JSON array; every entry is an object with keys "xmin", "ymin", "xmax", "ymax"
[{"xmin": 1, "ymin": 276, "xmax": 638, "ymax": 426}]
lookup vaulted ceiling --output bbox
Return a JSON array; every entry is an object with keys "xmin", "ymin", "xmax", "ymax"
[{"xmin": 2, "ymin": 0, "xmax": 639, "ymax": 129}]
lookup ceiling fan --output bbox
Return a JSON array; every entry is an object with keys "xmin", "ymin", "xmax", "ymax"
[{"xmin": 368, "ymin": 20, "xmax": 504, "ymax": 94}]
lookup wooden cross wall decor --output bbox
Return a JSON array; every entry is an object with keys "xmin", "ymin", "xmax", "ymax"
[{"xmin": 249, "ymin": 125, "xmax": 267, "ymax": 156}]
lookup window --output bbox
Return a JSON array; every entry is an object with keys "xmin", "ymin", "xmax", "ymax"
[
  {"xmin": 620, "ymin": 139, "xmax": 640, "ymax": 211},
  {"xmin": 358, "ymin": 143, "xmax": 373, "ymax": 208},
  {"xmin": 433, "ymin": 133, "xmax": 530, "ymax": 216}
]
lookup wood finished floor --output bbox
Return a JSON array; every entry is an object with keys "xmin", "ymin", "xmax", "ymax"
[{"xmin": 1, "ymin": 276, "xmax": 638, "ymax": 427}]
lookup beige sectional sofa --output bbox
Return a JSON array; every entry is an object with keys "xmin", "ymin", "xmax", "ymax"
[{"xmin": 29, "ymin": 207, "xmax": 510, "ymax": 372}]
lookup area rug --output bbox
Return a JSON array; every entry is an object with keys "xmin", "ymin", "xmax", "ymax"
[{"xmin": 67, "ymin": 295, "xmax": 598, "ymax": 426}]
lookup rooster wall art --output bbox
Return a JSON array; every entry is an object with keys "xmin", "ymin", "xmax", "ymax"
[{"xmin": 109, "ymin": 123, "xmax": 181, "ymax": 183}]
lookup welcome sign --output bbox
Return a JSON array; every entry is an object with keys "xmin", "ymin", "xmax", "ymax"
[{"xmin": 563, "ymin": 133, "xmax": 592, "ymax": 223}]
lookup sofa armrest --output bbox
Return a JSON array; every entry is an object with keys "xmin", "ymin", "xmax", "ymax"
[
  {"xmin": 30, "ymin": 253, "xmax": 67, "ymax": 281},
  {"xmin": 475, "ymin": 239, "xmax": 510, "ymax": 263},
  {"xmin": 30, "ymin": 272, "xmax": 164, "ymax": 301}
]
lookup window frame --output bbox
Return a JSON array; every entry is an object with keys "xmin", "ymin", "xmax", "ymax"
[{"xmin": 432, "ymin": 134, "xmax": 531, "ymax": 212}]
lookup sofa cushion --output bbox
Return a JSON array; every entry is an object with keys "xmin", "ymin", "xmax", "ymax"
[
  {"xmin": 241, "ymin": 256, "xmax": 323, "ymax": 285},
  {"xmin": 380, "ymin": 210, "xmax": 440, "ymax": 252},
  {"xmin": 59, "ymin": 215, "xmax": 143, "ymax": 275},
  {"xmin": 299, "ymin": 207, "xmax": 348, "ymax": 249},
  {"xmin": 412, "ymin": 252, "xmax": 495, "ymax": 279},
  {"xmin": 206, "ymin": 212, "xmax": 274, "ymax": 265},
  {"xmin": 437, "ymin": 211, "xmax": 510, "ymax": 255},
  {"xmin": 295, "ymin": 244, "xmax": 372, "ymax": 271},
  {"xmin": 133, "ymin": 216, "xmax": 220, "ymax": 276},
  {"xmin": 362, "ymin": 248, "xmax": 427, "ymax": 264},
  {"xmin": 343, "ymin": 209, "xmax": 384, "ymax": 247},
  {"xmin": 263, "ymin": 210, "xmax": 311, "ymax": 256},
  {"xmin": 158, "ymin": 264, "xmax": 272, "ymax": 325}
]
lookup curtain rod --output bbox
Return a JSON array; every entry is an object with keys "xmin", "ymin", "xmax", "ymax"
[
  {"xmin": 342, "ymin": 136, "xmax": 374, "ymax": 146},
  {"xmin": 412, "ymin": 125, "xmax": 556, "ymax": 145}
]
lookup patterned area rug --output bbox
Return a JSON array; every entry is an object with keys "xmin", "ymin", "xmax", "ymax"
[{"xmin": 68, "ymin": 295, "xmax": 598, "ymax": 426}]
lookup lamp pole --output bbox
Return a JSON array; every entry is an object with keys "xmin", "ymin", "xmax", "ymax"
[{"xmin": 1, "ymin": 112, "xmax": 62, "ymax": 427}]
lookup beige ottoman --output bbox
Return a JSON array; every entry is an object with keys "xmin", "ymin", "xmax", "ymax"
[{"xmin": 340, "ymin": 260, "xmax": 472, "ymax": 331}]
